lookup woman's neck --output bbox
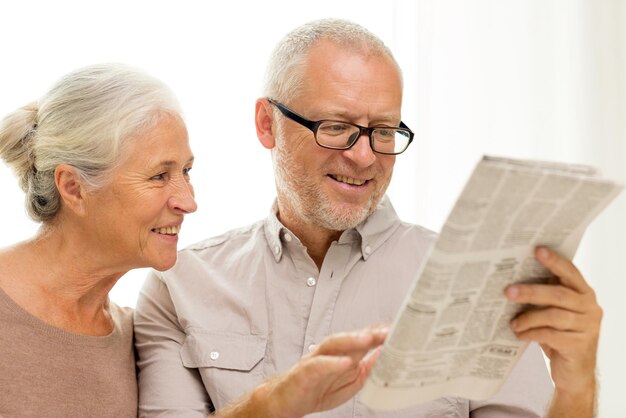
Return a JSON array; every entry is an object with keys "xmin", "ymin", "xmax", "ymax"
[{"xmin": 0, "ymin": 227, "xmax": 126, "ymax": 336}]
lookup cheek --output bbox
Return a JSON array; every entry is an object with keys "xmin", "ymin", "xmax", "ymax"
[
  {"xmin": 125, "ymin": 192, "xmax": 166, "ymax": 226},
  {"xmin": 380, "ymin": 156, "xmax": 395, "ymax": 177},
  {"xmin": 281, "ymin": 128, "xmax": 315, "ymax": 155}
]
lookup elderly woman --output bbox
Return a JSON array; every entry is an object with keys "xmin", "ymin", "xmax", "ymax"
[{"xmin": 0, "ymin": 64, "xmax": 385, "ymax": 417}]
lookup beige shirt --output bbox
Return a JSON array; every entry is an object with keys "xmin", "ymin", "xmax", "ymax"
[
  {"xmin": 0, "ymin": 288, "xmax": 137, "ymax": 418},
  {"xmin": 134, "ymin": 197, "xmax": 553, "ymax": 417}
]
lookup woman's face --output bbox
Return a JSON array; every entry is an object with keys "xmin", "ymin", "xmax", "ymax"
[{"xmin": 83, "ymin": 114, "xmax": 197, "ymax": 272}]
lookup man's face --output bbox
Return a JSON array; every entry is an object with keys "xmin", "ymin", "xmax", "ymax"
[{"xmin": 273, "ymin": 39, "xmax": 403, "ymax": 232}]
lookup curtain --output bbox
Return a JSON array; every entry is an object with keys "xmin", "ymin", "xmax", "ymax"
[{"xmin": 389, "ymin": 1, "xmax": 625, "ymax": 416}]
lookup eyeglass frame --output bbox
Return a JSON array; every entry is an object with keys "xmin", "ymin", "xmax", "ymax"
[{"xmin": 266, "ymin": 98, "xmax": 414, "ymax": 155}]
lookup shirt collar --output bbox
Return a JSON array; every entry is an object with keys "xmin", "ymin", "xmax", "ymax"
[
  {"xmin": 264, "ymin": 201, "xmax": 286, "ymax": 262},
  {"xmin": 354, "ymin": 195, "xmax": 402, "ymax": 260},
  {"xmin": 263, "ymin": 195, "xmax": 402, "ymax": 263}
]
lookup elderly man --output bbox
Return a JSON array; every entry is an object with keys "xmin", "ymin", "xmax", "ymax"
[{"xmin": 135, "ymin": 19, "xmax": 601, "ymax": 417}]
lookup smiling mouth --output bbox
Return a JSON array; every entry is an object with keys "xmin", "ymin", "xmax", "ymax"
[
  {"xmin": 151, "ymin": 226, "xmax": 180, "ymax": 235},
  {"xmin": 329, "ymin": 174, "xmax": 367, "ymax": 186}
]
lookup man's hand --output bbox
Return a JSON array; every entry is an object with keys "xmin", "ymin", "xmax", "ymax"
[
  {"xmin": 217, "ymin": 326, "xmax": 388, "ymax": 418},
  {"xmin": 505, "ymin": 247, "xmax": 602, "ymax": 418}
]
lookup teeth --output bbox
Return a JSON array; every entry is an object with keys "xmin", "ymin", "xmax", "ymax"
[
  {"xmin": 334, "ymin": 175, "xmax": 366, "ymax": 186},
  {"xmin": 155, "ymin": 226, "xmax": 180, "ymax": 235}
]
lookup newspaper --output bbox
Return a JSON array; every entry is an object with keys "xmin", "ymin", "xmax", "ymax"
[{"xmin": 360, "ymin": 155, "xmax": 623, "ymax": 410}]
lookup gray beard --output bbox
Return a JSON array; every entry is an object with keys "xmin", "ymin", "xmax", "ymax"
[{"xmin": 273, "ymin": 142, "xmax": 377, "ymax": 232}]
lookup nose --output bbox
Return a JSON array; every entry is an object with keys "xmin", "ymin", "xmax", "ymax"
[
  {"xmin": 342, "ymin": 133, "xmax": 376, "ymax": 168},
  {"xmin": 169, "ymin": 179, "xmax": 198, "ymax": 214}
]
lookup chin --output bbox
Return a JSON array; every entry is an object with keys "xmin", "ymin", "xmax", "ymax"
[
  {"xmin": 324, "ymin": 201, "xmax": 372, "ymax": 227},
  {"xmin": 149, "ymin": 254, "xmax": 178, "ymax": 272},
  {"xmin": 315, "ymin": 208, "xmax": 370, "ymax": 231}
]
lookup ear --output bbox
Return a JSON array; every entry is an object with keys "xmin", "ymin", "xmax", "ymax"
[
  {"xmin": 255, "ymin": 98, "xmax": 276, "ymax": 149},
  {"xmin": 54, "ymin": 164, "xmax": 87, "ymax": 216}
]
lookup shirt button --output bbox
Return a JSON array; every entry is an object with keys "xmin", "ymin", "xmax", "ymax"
[
  {"xmin": 306, "ymin": 277, "xmax": 317, "ymax": 287},
  {"xmin": 274, "ymin": 245, "xmax": 280, "ymax": 255},
  {"xmin": 308, "ymin": 343, "xmax": 316, "ymax": 352},
  {"xmin": 364, "ymin": 245, "xmax": 372, "ymax": 255},
  {"xmin": 210, "ymin": 351, "xmax": 220, "ymax": 360},
  {"xmin": 284, "ymin": 233, "xmax": 292, "ymax": 242}
]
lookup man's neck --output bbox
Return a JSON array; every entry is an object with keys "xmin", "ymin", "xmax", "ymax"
[{"xmin": 276, "ymin": 208, "xmax": 342, "ymax": 271}]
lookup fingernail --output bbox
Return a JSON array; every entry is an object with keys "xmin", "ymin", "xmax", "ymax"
[
  {"xmin": 510, "ymin": 319, "xmax": 519, "ymax": 331},
  {"xmin": 506, "ymin": 285, "xmax": 519, "ymax": 300},
  {"xmin": 537, "ymin": 247, "xmax": 550, "ymax": 260}
]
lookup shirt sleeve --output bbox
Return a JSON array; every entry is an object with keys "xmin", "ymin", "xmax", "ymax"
[
  {"xmin": 469, "ymin": 343, "xmax": 554, "ymax": 417},
  {"xmin": 134, "ymin": 271, "xmax": 212, "ymax": 417}
]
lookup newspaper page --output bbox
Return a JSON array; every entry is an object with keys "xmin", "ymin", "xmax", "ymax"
[{"xmin": 360, "ymin": 155, "xmax": 623, "ymax": 410}]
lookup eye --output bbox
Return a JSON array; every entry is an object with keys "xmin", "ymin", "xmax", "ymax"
[
  {"xmin": 183, "ymin": 166, "xmax": 192, "ymax": 178},
  {"xmin": 319, "ymin": 122, "xmax": 350, "ymax": 136},
  {"xmin": 373, "ymin": 128, "xmax": 398, "ymax": 143},
  {"xmin": 150, "ymin": 172, "xmax": 168, "ymax": 181}
]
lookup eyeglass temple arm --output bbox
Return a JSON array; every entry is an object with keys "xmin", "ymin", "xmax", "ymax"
[{"xmin": 267, "ymin": 98, "xmax": 318, "ymax": 132}]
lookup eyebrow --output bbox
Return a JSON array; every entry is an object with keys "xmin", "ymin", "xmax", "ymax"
[
  {"xmin": 153, "ymin": 156, "xmax": 195, "ymax": 168},
  {"xmin": 316, "ymin": 110, "xmax": 400, "ymax": 125}
]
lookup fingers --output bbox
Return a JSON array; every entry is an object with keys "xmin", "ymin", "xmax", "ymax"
[
  {"xmin": 296, "ymin": 354, "xmax": 355, "ymax": 381},
  {"xmin": 505, "ymin": 283, "xmax": 587, "ymax": 312},
  {"xmin": 510, "ymin": 303, "xmax": 602, "ymax": 337},
  {"xmin": 505, "ymin": 249, "xmax": 603, "ymax": 337},
  {"xmin": 505, "ymin": 247, "xmax": 603, "ymax": 367},
  {"xmin": 501, "ymin": 247, "xmax": 602, "ymax": 399},
  {"xmin": 534, "ymin": 247, "xmax": 591, "ymax": 293},
  {"xmin": 360, "ymin": 346, "xmax": 383, "ymax": 375},
  {"xmin": 298, "ymin": 327, "xmax": 387, "ymax": 394},
  {"xmin": 286, "ymin": 353, "xmax": 367, "ymax": 403},
  {"xmin": 511, "ymin": 307, "xmax": 588, "ymax": 333},
  {"xmin": 512, "ymin": 326, "xmax": 593, "ymax": 354},
  {"xmin": 304, "ymin": 348, "xmax": 384, "ymax": 397},
  {"xmin": 505, "ymin": 247, "xmax": 599, "ymax": 312},
  {"xmin": 304, "ymin": 345, "xmax": 383, "ymax": 387},
  {"xmin": 259, "ymin": 354, "xmax": 359, "ymax": 418},
  {"xmin": 313, "ymin": 326, "xmax": 388, "ymax": 357}
]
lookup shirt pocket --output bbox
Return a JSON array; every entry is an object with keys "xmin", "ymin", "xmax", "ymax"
[{"xmin": 180, "ymin": 331, "xmax": 267, "ymax": 411}]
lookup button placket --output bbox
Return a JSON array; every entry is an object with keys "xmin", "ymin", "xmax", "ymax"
[{"xmin": 301, "ymin": 241, "xmax": 353, "ymax": 359}]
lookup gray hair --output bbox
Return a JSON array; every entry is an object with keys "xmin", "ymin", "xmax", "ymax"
[
  {"xmin": 263, "ymin": 18, "xmax": 402, "ymax": 104},
  {"xmin": 0, "ymin": 63, "xmax": 181, "ymax": 223}
]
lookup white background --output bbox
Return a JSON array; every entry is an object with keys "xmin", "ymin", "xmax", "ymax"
[{"xmin": 1, "ymin": 1, "xmax": 624, "ymax": 416}]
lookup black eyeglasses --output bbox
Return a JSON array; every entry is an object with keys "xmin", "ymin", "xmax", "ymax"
[{"xmin": 267, "ymin": 98, "xmax": 414, "ymax": 155}]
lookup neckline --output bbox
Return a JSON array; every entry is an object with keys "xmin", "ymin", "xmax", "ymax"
[{"xmin": 0, "ymin": 285, "xmax": 122, "ymax": 347}]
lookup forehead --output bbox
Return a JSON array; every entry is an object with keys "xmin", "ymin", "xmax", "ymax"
[
  {"xmin": 120, "ymin": 115, "xmax": 191, "ymax": 168},
  {"xmin": 295, "ymin": 39, "xmax": 403, "ymax": 119}
]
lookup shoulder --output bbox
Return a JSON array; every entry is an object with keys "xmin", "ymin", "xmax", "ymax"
[
  {"xmin": 365, "ymin": 220, "xmax": 437, "ymax": 274},
  {"xmin": 182, "ymin": 220, "xmax": 264, "ymax": 253},
  {"xmin": 158, "ymin": 220, "xmax": 267, "ymax": 281},
  {"xmin": 364, "ymin": 196, "xmax": 437, "ymax": 252},
  {"xmin": 390, "ymin": 220, "xmax": 438, "ymax": 250},
  {"xmin": 108, "ymin": 302, "xmax": 134, "ymax": 335},
  {"xmin": 397, "ymin": 220, "xmax": 437, "ymax": 240}
]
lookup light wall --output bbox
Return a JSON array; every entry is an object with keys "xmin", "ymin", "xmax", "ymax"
[
  {"xmin": 406, "ymin": 3, "xmax": 626, "ymax": 418},
  {"xmin": 0, "ymin": 1, "xmax": 624, "ymax": 416}
]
